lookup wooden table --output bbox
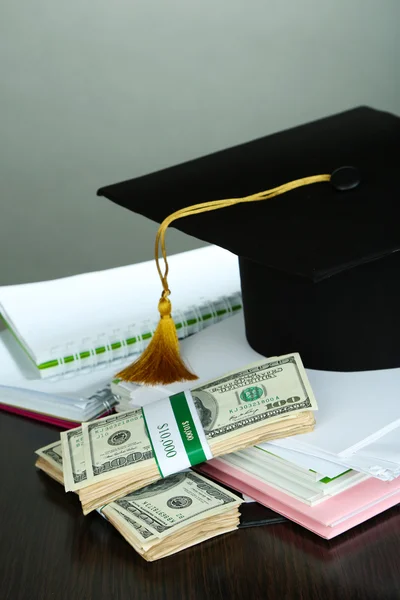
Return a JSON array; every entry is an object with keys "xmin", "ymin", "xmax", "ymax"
[{"xmin": 1, "ymin": 410, "xmax": 399, "ymax": 600}]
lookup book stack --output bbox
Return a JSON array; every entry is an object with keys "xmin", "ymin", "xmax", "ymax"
[{"xmin": 0, "ymin": 245, "xmax": 241, "ymax": 426}]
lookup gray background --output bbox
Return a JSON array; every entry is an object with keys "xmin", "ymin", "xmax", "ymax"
[{"xmin": 1, "ymin": 0, "xmax": 399, "ymax": 285}]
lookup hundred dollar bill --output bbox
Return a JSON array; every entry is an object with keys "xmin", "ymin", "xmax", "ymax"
[
  {"xmin": 108, "ymin": 471, "xmax": 241, "ymax": 539},
  {"xmin": 78, "ymin": 353, "xmax": 316, "ymax": 489},
  {"xmin": 35, "ymin": 440, "xmax": 63, "ymax": 471},
  {"xmin": 82, "ymin": 410, "xmax": 154, "ymax": 485},
  {"xmin": 34, "ymin": 441, "xmax": 240, "ymax": 540},
  {"xmin": 60, "ymin": 427, "xmax": 87, "ymax": 492},
  {"xmin": 191, "ymin": 353, "xmax": 317, "ymax": 440},
  {"xmin": 105, "ymin": 507, "xmax": 155, "ymax": 542}
]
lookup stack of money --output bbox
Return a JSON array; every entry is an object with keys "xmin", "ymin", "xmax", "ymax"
[
  {"xmin": 35, "ymin": 441, "xmax": 242, "ymax": 562},
  {"xmin": 60, "ymin": 354, "xmax": 317, "ymax": 514}
]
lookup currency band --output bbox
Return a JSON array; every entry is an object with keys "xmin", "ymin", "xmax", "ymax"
[{"xmin": 142, "ymin": 391, "xmax": 213, "ymax": 478}]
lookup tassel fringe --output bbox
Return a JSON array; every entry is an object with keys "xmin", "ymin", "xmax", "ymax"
[{"xmin": 116, "ymin": 297, "xmax": 198, "ymax": 385}]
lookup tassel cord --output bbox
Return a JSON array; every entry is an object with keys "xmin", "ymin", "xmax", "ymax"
[{"xmin": 155, "ymin": 174, "xmax": 331, "ymax": 292}]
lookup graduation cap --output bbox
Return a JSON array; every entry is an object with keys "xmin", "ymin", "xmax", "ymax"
[{"xmin": 98, "ymin": 106, "xmax": 400, "ymax": 384}]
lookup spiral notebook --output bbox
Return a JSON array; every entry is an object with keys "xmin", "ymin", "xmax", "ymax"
[
  {"xmin": 0, "ymin": 246, "xmax": 241, "ymax": 379},
  {"xmin": 0, "ymin": 328, "xmax": 117, "ymax": 426}
]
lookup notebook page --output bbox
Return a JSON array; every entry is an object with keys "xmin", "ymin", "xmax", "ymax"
[{"xmin": 0, "ymin": 245, "xmax": 240, "ymax": 371}]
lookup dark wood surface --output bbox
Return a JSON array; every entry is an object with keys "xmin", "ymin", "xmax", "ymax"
[{"xmin": 1, "ymin": 410, "xmax": 399, "ymax": 600}]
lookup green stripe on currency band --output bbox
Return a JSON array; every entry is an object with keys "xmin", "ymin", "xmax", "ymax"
[
  {"xmin": 169, "ymin": 392, "xmax": 207, "ymax": 466},
  {"xmin": 141, "ymin": 409, "xmax": 164, "ymax": 478}
]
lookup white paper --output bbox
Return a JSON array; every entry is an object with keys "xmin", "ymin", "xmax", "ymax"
[
  {"xmin": 257, "ymin": 442, "xmax": 348, "ymax": 480},
  {"xmin": 269, "ymin": 433, "xmax": 400, "ymax": 481},
  {"xmin": 357, "ymin": 428, "xmax": 400, "ymax": 465},
  {"xmin": 219, "ymin": 453, "xmax": 367, "ymax": 506},
  {"xmin": 241, "ymin": 494, "xmax": 257, "ymax": 503},
  {"xmin": 244, "ymin": 447, "xmax": 325, "ymax": 483},
  {"xmin": 270, "ymin": 366, "xmax": 400, "ymax": 457}
]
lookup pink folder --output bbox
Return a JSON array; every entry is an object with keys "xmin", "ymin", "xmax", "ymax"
[
  {"xmin": 0, "ymin": 402, "xmax": 114, "ymax": 429},
  {"xmin": 197, "ymin": 460, "xmax": 400, "ymax": 539}
]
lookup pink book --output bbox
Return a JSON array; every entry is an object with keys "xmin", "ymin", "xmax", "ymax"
[{"xmin": 197, "ymin": 460, "xmax": 400, "ymax": 539}]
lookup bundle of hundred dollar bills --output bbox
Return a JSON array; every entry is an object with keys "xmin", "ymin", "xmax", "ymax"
[
  {"xmin": 54, "ymin": 354, "xmax": 317, "ymax": 515},
  {"xmin": 35, "ymin": 441, "xmax": 242, "ymax": 561}
]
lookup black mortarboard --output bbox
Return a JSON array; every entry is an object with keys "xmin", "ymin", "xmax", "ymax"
[{"xmin": 98, "ymin": 106, "xmax": 400, "ymax": 379}]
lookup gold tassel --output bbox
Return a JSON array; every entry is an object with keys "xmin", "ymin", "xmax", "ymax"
[
  {"xmin": 116, "ymin": 294, "xmax": 198, "ymax": 384},
  {"xmin": 116, "ymin": 173, "xmax": 331, "ymax": 385}
]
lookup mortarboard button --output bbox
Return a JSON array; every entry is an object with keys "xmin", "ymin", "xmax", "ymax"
[{"xmin": 331, "ymin": 166, "xmax": 361, "ymax": 191}]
